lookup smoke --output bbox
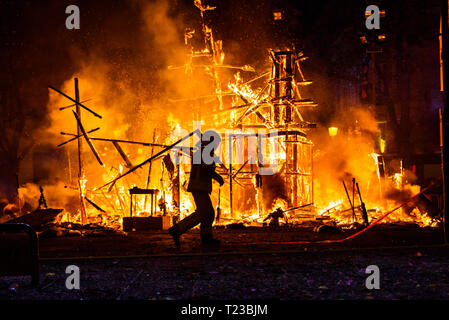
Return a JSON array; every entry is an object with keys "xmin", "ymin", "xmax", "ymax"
[
  {"xmin": 384, "ymin": 185, "xmax": 415, "ymax": 204},
  {"xmin": 39, "ymin": 1, "xmax": 388, "ymax": 218},
  {"xmin": 2, "ymin": 0, "xmax": 435, "ymax": 227},
  {"xmin": 141, "ymin": 0, "xmax": 184, "ymax": 59},
  {"xmin": 310, "ymin": 106, "xmax": 381, "ymax": 208},
  {"xmin": 18, "ymin": 182, "xmax": 79, "ymax": 213},
  {"xmin": 383, "ymin": 169, "xmax": 420, "ymax": 203},
  {"xmin": 0, "ymin": 181, "xmax": 79, "ymax": 223},
  {"xmin": 0, "ymin": 0, "xmax": 187, "ymax": 217},
  {"xmin": 308, "ymin": 105, "xmax": 431, "ymax": 222}
]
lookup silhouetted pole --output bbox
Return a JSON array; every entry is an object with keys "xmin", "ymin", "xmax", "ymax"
[
  {"xmin": 75, "ymin": 78, "xmax": 87, "ymax": 224},
  {"xmin": 440, "ymin": 0, "xmax": 449, "ymax": 243}
]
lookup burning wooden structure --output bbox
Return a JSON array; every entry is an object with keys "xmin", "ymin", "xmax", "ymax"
[
  {"xmin": 46, "ymin": 0, "xmax": 318, "ymax": 227},
  {"xmin": 165, "ymin": 0, "xmax": 318, "ymax": 221},
  {"xmin": 40, "ymin": 0, "xmax": 439, "ymax": 231}
]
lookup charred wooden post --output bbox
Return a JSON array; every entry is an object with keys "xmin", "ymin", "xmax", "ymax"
[
  {"xmin": 112, "ymin": 141, "xmax": 132, "ymax": 168},
  {"xmin": 343, "ymin": 180, "xmax": 356, "ymax": 222},
  {"xmin": 75, "ymin": 78, "xmax": 87, "ymax": 225},
  {"xmin": 352, "ymin": 178, "xmax": 356, "ymax": 223},
  {"xmin": 356, "ymin": 182, "xmax": 369, "ymax": 226},
  {"xmin": 285, "ymin": 52, "xmax": 293, "ymax": 123},
  {"xmin": 271, "ymin": 50, "xmax": 297, "ymax": 125},
  {"xmin": 292, "ymin": 137, "xmax": 298, "ymax": 207},
  {"xmin": 49, "ymin": 85, "xmax": 102, "ymax": 119},
  {"xmin": 72, "ymin": 110, "xmax": 103, "ymax": 166},
  {"xmin": 176, "ymin": 157, "xmax": 181, "ymax": 216},
  {"xmin": 273, "ymin": 54, "xmax": 281, "ymax": 124},
  {"xmin": 144, "ymin": 129, "xmax": 157, "ymax": 210},
  {"xmin": 84, "ymin": 197, "xmax": 106, "ymax": 213}
]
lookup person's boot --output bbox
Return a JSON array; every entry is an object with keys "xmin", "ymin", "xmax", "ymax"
[
  {"xmin": 201, "ymin": 234, "xmax": 220, "ymax": 246},
  {"xmin": 168, "ymin": 226, "xmax": 181, "ymax": 248}
]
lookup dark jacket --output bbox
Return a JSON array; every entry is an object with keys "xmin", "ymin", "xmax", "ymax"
[{"xmin": 187, "ymin": 162, "xmax": 219, "ymax": 194}]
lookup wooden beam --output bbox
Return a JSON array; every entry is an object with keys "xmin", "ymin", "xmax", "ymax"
[
  {"xmin": 57, "ymin": 127, "xmax": 100, "ymax": 147},
  {"xmin": 72, "ymin": 110, "xmax": 104, "ymax": 166},
  {"xmin": 59, "ymin": 98, "xmax": 92, "ymax": 111},
  {"xmin": 75, "ymin": 78, "xmax": 87, "ymax": 225},
  {"xmin": 49, "ymin": 85, "xmax": 102, "ymax": 119},
  {"xmin": 99, "ymin": 129, "xmax": 200, "ymax": 190},
  {"xmin": 112, "ymin": 141, "xmax": 132, "ymax": 168},
  {"xmin": 59, "ymin": 133, "xmax": 192, "ymax": 150}
]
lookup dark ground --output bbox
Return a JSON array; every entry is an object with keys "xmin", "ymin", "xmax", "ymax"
[{"xmin": 1, "ymin": 225, "xmax": 449, "ymax": 300}]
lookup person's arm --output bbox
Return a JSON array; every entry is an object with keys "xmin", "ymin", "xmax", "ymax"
[
  {"xmin": 212, "ymin": 171, "xmax": 224, "ymax": 186},
  {"xmin": 203, "ymin": 163, "xmax": 224, "ymax": 185}
]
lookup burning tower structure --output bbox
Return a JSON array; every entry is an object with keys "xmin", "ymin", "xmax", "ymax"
[{"xmin": 168, "ymin": 0, "xmax": 317, "ymax": 220}]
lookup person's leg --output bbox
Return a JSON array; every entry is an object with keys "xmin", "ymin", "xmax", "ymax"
[
  {"xmin": 170, "ymin": 211, "xmax": 201, "ymax": 234},
  {"xmin": 171, "ymin": 192, "xmax": 204, "ymax": 235},
  {"xmin": 196, "ymin": 193, "xmax": 214, "ymax": 237},
  {"xmin": 194, "ymin": 193, "xmax": 219, "ymax": 245},
  {"xmin": 168, "ymin": 191, "xmax": 209, "ymax": 247}
]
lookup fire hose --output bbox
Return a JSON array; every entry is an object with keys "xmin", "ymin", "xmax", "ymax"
[{"xmin": 226, "ymin": 179, "xmax": 439, "ymax": 246}]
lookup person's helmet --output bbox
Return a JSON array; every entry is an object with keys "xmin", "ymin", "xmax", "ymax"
[{"xmin": 195, "ymin": 131, "xmax": 220, "ymax": 149}]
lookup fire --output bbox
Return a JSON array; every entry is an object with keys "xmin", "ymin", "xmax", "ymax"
[
  {"xmin": 228, "ymin": 73, "xmax": 268, "ymax": 107},
  {"xmin": 319, "ymin": 200, "xmax": 343, "ymax": 216},
  {"xmin": 39, "ymin": 0, "xmax": 440, "ymax": 232}
]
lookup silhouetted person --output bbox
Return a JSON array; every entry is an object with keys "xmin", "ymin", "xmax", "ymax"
[{"xmin": 168, "ymin": 134, "xmax": 224, "ymax": 247}]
